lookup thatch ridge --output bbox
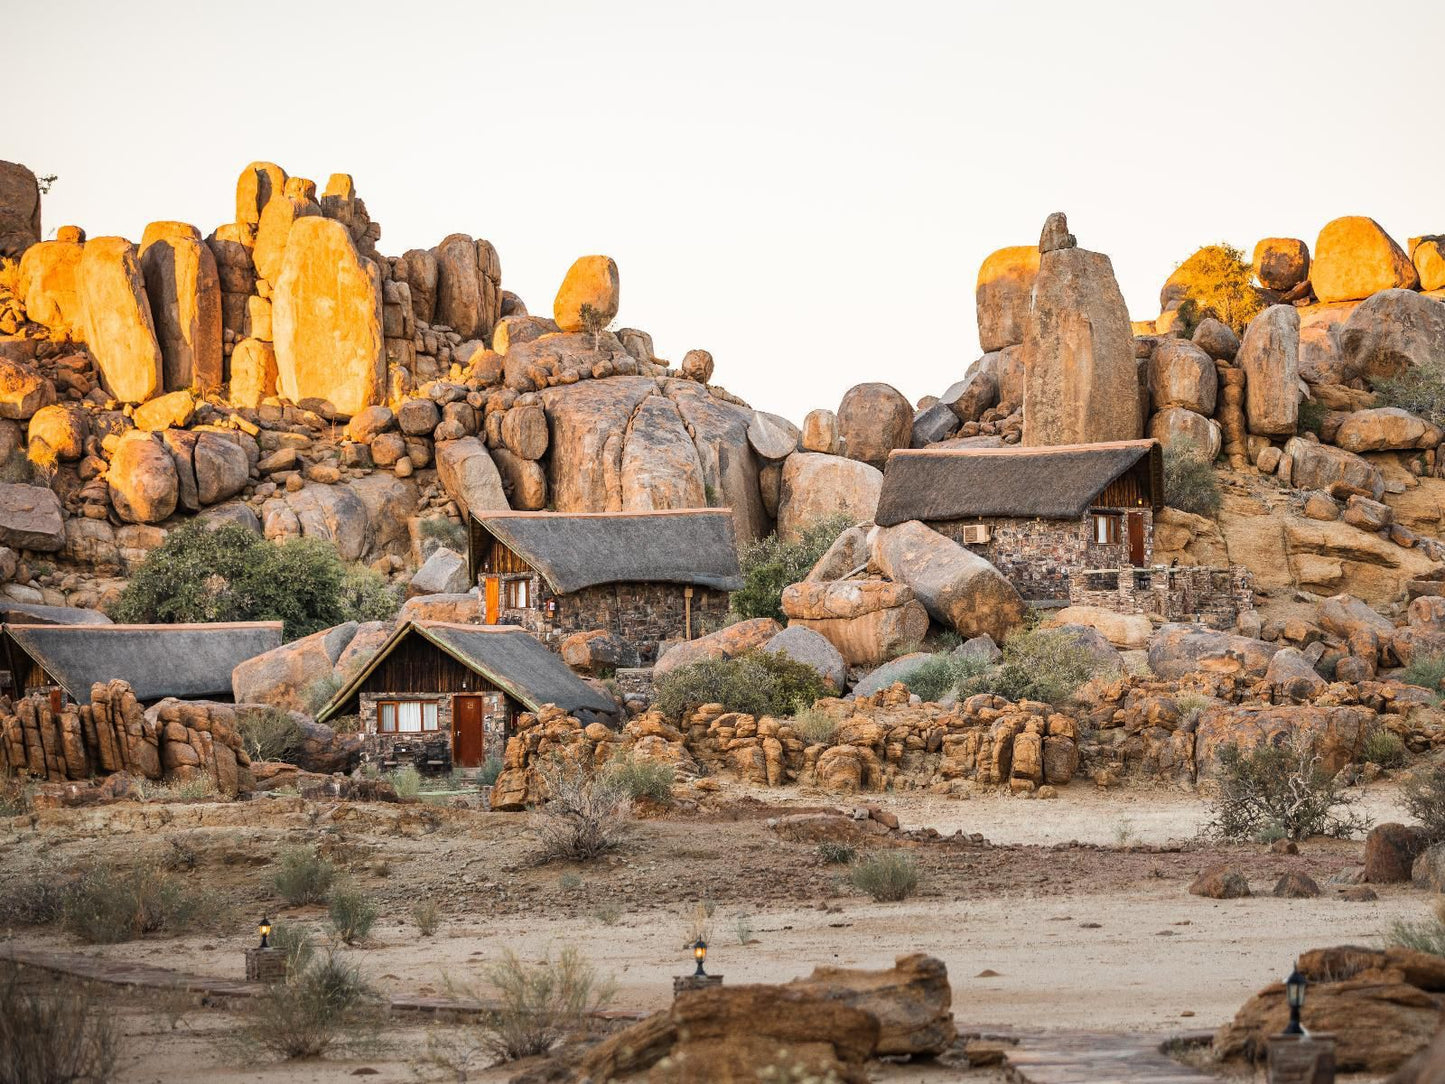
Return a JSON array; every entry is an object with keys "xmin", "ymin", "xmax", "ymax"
[
  {"xmin": 316, "ymin": 621, "xmax": 615, "ymax": 723},
  {"xmin": 3, "ymin": 621, "xmax": 284, "ymax": 703},
  {"xmin": 876, "ymin": 440, "xmax": 1162, "ymax": 524},
  {"xmin": 470, "ymin": 509, "xmax": 743, "ymax": 593}
]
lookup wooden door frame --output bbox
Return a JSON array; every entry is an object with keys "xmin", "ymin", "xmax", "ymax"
[{"xmin": 452, "ymin": 694, "xmax": 485, "ymax": 768}]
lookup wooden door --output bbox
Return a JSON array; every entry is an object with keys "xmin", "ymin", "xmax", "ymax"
[
  {"xmin": 1126, "ymin": 512, "xmax": 1146, "ymax": 567},
  {"xmin": 453, "ymin": 695, "xmax": 485, "ymax": 768},
  {"xmin": 484, "ymin": 576, "xmax": 500, "ymax": 624}
]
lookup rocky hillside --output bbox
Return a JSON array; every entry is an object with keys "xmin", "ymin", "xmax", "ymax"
[{"xmin": 1, "ymin": 157, "xmax": 1444, "ymax": 625}]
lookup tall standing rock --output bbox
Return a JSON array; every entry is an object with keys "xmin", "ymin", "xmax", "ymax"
[
  {"xmin": 620, "ymin": 395, "xmax": 706, "ymax": 511},
  {"xmin": 0, "ymin": 161, "xmax": 41, "ymax": 258},
  {"xmin": 17, "ymin": 240, "xmax": 85, "ymax": 339},
  {"xmin": 398, "ymin": 248, "xmax": 438, "ymax": 324},
  {"xmin": 139, "ymin": 221, "xmax": 223, "ymax": 393},
  {"xmin": 77, "ymin": 237, "xmax": 165, "ymax": 403},
  {"xmin": 235, "ymin": 161, "xmax": 288, "ymax": 230},
  {"xmin": 433, "ymin": 234, "xmax": 502, "ymax": 342},
  {"xmin": 1311, "ymin": 216, "xmax": 1418, "ymax": 303},
  {"xmin": 1238, "ymin": 305, "xmax": 1300, "ymax": 436},
  {"xmin": 252, "ymin": 189, "xmax": 319, "ymax": 286},
  {"xmin": 976, "ymin": 246, "xmax": 1041, "ymax": 352},
  {"xmin": 1021, "ymin": 214, "xmax": 1141, "ymax": 446},
  {"xmin": 272, "ymin": 218, "xmax": 385, "ymax": 416},
  {"xmin": 553, "ymin": 255, "xmax": 620, "ymax": 334}
]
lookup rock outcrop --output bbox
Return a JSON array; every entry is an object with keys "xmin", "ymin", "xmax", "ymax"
[{"xmin": 1022, "ymin": 213, "xmax": 1140, "ymax": 446}]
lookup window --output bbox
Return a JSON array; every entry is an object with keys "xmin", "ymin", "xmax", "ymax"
[
  {"xmin": 376, "ymin": 700, "xmax": 439, "ymax": 733},
  {"xmin": 502, "ymin": 577, "xmax": 531, "ymax": 610},
  {"xmin": 1090, "ymin": 512, "xmax": 1122, "ymax": 546}
]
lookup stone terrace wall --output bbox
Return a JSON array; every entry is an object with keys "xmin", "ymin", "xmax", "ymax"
[
  {"xmin": 1069, "ymin": 565, "xmax": 1254, "ymax": 628},
  {"xmin": 0, "ymin": 679, "xmax": 254, "ymax": 795},
  {"xmin": 931, "ymin": 514, "xmax": 1149, "ymax": 601}
]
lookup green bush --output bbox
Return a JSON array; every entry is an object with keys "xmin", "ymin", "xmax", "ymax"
[
  {"xmin": 1363, "ymin": 728, "xmax": 1408, "ymax": 769},
  {"xmin": 388, "ymin": 765, "xmax": 421, "ymax": 800},
  {"xmin": 1163, "ymin": 440, "xmax": 1222, "ymax": 516},
  {"xmin": 731, "ymin": 514, "xmax": 853, "ymax": 623},
  {"xmin": 418, "ymin": 515, "xmax": 467, "ymax": 552},
  {"xmin": 109, "ymin": 523, "xmax": 400, "ymax": 641},
  {"xmin": 900, "ymin": 654, "xmax": 991, "ymax": 703},
  {"xmin": 237, "ymin": 708, "xmax": 304, "ymax": 763},
  {"xmin": 605, "ymin": 754, "xmax": 676, "ymax": 804},
  {"xmin": 328, "ymin": 889, "xmax": 378, "ymax": 946},
  {"xmin": 849, "ymin": 851, "xmax": 921, "ymax": 902},
  {"xmin": 1403, "ymin": 653, "xmax": 1445, "ymax": 694},
  {"xmin": 1168, "ymin": 243, "xmax": 1265, "ymax": 335},
  {"xmin": 272, "ymin": 847, "xmax": 336, "ymax": 907},
  {"xmin": 61, "ymin": 864, "xmax": 201, "ymax": 944},
  {"xmin": 1375, "ymin": 359, "xmax": 1445, "ymax": 427},
  {"xmin": 0, "ymin": 961, "xmax": 117, "ymax": 1084},
  {"xmin": 1404, "ymin": 765, "xmax": 1445, "ymax": 844},
  {"xmin": 1207, "ymin": 739, "xmax": 1370, "ymax": 841},
  {"xmin": 790, "ymin": 705, "xmax": 838, "ymax": 745},
  {"xmin": 1298, "ymin": 399, "xmax": 1329, "ymax": 436},
  {"xmin": 654, "ymin": 648, "xmax": 828, "ymax": 720},
  {"xmin": 940, "ymin": 628, "xmax": 1108, "ymax": 706},
  {"xmin": 476, "ymin": 756, "xmax": 504, "ymax": 787}
]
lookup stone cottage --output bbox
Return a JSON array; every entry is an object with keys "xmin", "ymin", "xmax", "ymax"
[
  {"xmin": 875, "ymin": 440, "xmax": 1163, "ymax": 602},
  {"xmin": 464, "ymin": 510, "xmax": 744, "ymax": 663},
  {"xmin": 0, "ymin": 621, "xmax": 283, "ymax": 705},
  {"xmin": 315, "ymin": 620, "xmax": 617, "ymax": 772}
]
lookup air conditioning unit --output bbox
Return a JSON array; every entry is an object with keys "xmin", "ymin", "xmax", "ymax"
[{"xmin": 960, "ymin": 524, "xmax": 991, "ymax": 545}]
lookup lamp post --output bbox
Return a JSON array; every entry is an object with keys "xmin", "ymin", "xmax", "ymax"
[
  {"xmin": 693, "ymin": 937, "xmax": 707, "ymax": 978},
  {"xmin": 1283, "ymin": 964, "xmax": 1306, "ymax": 1036},
  {"xmin": 258, "ymin": 916, "xmax": 272, "ymax": 950}
]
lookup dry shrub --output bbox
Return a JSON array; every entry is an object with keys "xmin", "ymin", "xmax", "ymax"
[
  {"xmin": 237, "ymin": 707, "xmax": 304, "ymax": 762},
  {"xmin": 272, "ymin": 846, "xmax": 336, "ymax": 906},
  {"xmin": 849, "ymin": 851, "xmax": 921, "ymax": 902},
  {"xmin": 242, "ymin": 952, "xmax": 378, "ymax": 1060},
  {"xmin": 62, "ymin": 863, "xmax": 201, "ymax": 944},
  {"xmin": 413, "ymin": 899, "xmax": 440, "ymax": 937},
  {"xmin": 790, "ymin": 705, "xmax": 838, "ymax": 745},
  {"xmin": 1207, "ymin": 739, "xmax": 1370, "ymax": 842},
  {"xmin": 532, "ymin": 759, "xmax": 628, "ymax": 864},
  {"xmin": 604, "ymin": 753, "xmax": 675, "ymax": 804},
  {"xmin": 328, "ymin": 888, "xmax": 378, "ymax": 946},
  {"xmin": 1163, "ymin": 439, "xmax": 1222, "ymax": 516},
  {"xmin": 1404, "ymin": 764, "xmax": 1445, "ymax": 844},
  {"xmin": 445, "ymin": 947, "xmax": 616, "ymax": 1066},
  {"xmin": 0, "ymin": 962, "xmax": 117, "ymax": 1084}
]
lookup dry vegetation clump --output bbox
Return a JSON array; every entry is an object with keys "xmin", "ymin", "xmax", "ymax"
[
  {"xmin": 237, "ymin": 707, "xmax": 304, "ymax": 762},
  {"xmin": 849, "ymin": 850, "xmax": 921, "ymax": 902},
  {"xmin": 790, "ymin": 705, "xmax": 839, "ymax": 745},
  {"xmin": 0, "ymin": 962, "xmax": 117, "ymax": 1084},
  {"xmin": 240, "ymin": 952, "xmax": 379, "ymax": 1060},
  {"xmin": 272, "ymin": 846, "xmax": 337, "ymax": 906},
  {"xmin": 1207, "ymin": 739, "xmax": 1370, "ymax": 842},
  {"xmin": 1169, "ymin": 243, "xmax": 1265, "ymax": 334},
  {"xmin": 653, "ymin": 649, "xmax": 828, "ymax": 720},
  {"xmin": 1404, "ymin": 764, "xmax": 1445, "ymax": 844},
  {"xmin": 604, "ymin": 752, "xmax": 676, "ymax": 804},
  {"xmin": 1162, "ymin": 439, "xmax": 1222, "ymax": 516},
  {"xmin": 427, "ymin": 947, "xmax": 616, "ymax": 1071},
  {"xmin": 328, "ymin": 888, "xmax": 379, "ymax": 946},
  {"xmin": 532, "ymin": 759, "xmax": 629, "ymax": 864},
  {"xmin": 1387, "ymin": 898, "xmax": 1445, "ymax": 958},
  {"xmin": 61, "ymin": 863, "xmax": 202, "ymax": 944}
]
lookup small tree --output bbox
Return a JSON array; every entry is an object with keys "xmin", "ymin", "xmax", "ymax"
[
  {"xmin": 1169, "ymin": 243, "xmax": 1266, "ymax": 335},
  {"xmin": 732, "ymin": 514, "xmax": 852, "ymax": 623},
  {"xmin": 578, "ymin": 302, "xmax": 610, "ymax": 351},
  {"xmin": 532, "ymin": 759, "xmax": 628, "ymax": 863},
  {"xmin": 1207, "ymin": 739, "xmax": 1370, "ymax": 841}
]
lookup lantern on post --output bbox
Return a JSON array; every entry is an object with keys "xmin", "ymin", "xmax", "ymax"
[
  {"xmin": 258, "ymin": 916, "xmax": 272, "ymax": 950},
  {"xmin": 1283, "ymin": 964, "xmax": 1306, "ymax": 1036},
  {"xmin": 692, "ymin": 937, "xmax": 708, "ymax": 977}
]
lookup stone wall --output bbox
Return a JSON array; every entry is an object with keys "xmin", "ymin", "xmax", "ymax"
[
  {"xmin": 499, "ymin": 580, "xmax": 731, "ymax": 664},
  {"xmin": 1069, "ymin": 565, "xmax": 1255, "ymax": 628},
  {"xmin": 358, "ymin": 689, "xmax": 455, "ymax": 771},
  {"xmin": 930, "ymin": 512, "xmax": 1152, "ymax": 601},
  {"xmin": 0, "ymin": 679, "xmax": 253, "ymax": 794}
]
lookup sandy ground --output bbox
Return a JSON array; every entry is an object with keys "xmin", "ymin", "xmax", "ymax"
[{"xmin": 0, "ymin": 781, "xmax": 1431, "ymax": 1082}]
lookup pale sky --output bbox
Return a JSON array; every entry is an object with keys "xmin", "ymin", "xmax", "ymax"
[{"xmin": 12, "ymin": 0, "xmax": 1444, "ymax": 421}]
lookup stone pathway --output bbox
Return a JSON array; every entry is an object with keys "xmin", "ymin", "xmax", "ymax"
[
  {"xmin": 1001, "ymin": 1029, "xmax": 1219, "ymax": 1084},
  {"xmin": 2, "ymin": 945, "xmax": 1218, "ymax": 1078}
]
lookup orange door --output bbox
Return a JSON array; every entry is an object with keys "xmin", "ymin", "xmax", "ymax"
[
  {"xmin": 484, "ymin": 576, "xmax": 500, "ymax": 624},
  {"xmin": 1127, "ymin": 512, "xmax": 1146, "ymax": 567},
  {"xmin": 453, "ymin": 696, "xmax": 485, "ymax": 768}
]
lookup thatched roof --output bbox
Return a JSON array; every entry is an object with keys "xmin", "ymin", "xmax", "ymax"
[
  {"xmin": 0, "ymin": 601, "xmax": 113, "ymax": 626},
  {"xmin": 316, "ymin": 621, "xmax": 616, "ymax": 723},
  {"xmin": 3, "ymin": 621, "xmax": 283, "ymax": 703},
  {"xmin": 876, "ymin": 440, "xmax": 1163, "ymax": 524},
  {"xmin": 469, "ymin": 510, "xmax": 743, "ymax": 593}
]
